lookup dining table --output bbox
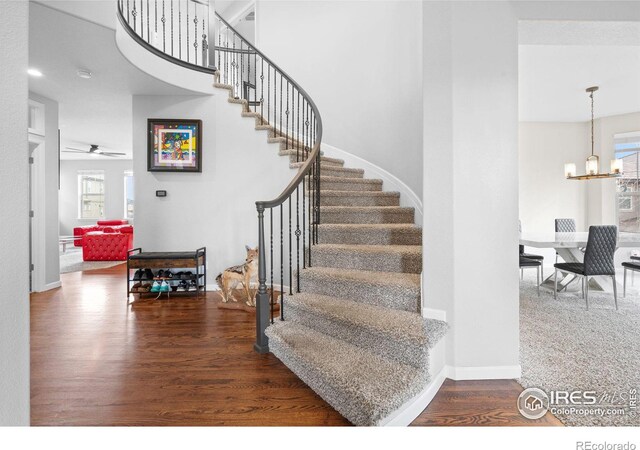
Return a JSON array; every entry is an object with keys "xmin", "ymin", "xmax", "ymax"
[{"xmin": 519, "ymin": 231, "xmax": 640, "ymax": 292}]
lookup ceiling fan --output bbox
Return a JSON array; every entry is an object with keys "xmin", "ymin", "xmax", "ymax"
[{"xmin": 62, "ymin": 144, "xmax": 126, "ymax": 158}]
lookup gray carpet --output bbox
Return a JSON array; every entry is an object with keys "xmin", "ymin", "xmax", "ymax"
[
  {"xmin": 60, "ymin": 248, "xmax": 124, "ymax": 274},
  {"xmin": 519, "ymin": 270, "xmax": 640, "ymax": 426}
]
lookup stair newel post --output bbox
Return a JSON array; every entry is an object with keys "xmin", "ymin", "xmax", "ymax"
[{"xmin": 254, "ymin": 204, "xmax": 270, "ymax": 353}]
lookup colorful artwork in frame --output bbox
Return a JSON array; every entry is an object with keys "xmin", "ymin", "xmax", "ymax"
[{"xmin": 147, "ymin": 119, "xmax": 202, "ymax": 172}]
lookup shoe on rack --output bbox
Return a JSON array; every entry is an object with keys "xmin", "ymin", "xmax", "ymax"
[
  {"xmin": 157, "ymin": 269, "xmax": 165, "ymax": 278},
  {"xmin": 133, "ymin": 270, "xmax": 143, "ymax": 281},
  {"xmin": 144, "ymin": 268, "xmax": 154, "ymax": 280},
  {"xmin": 164, "ymin": 270, "xmax": 173, "ymax": 279},
  {"xmin": 141, "ymin": 283, "xmax": 152, "ymax": 292},
  {"xmin": 150, "ymin": 281, "xmax": 161, "ymax": 293},
  {"xmin": 183, "ymin": 271, "xmax": 193, "ymax": 280},
  {"xmin": 160, "ymin": 281, "xmax": 170, "ymax": 293},
  {"xmin": 131, "ymin": 282, "xmax": 142, "ymax": 292},
  {"xmin": 178, "ymin": 280, "xmax": 188, "ymax": 292}
]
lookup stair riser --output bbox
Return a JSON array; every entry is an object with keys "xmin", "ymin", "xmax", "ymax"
[
  {"xmin": 313, "ymin": 249, "xmax": 422, "ymax": 274},
  {"xmin": 312, "ymin": 181, "xmax": 382, "ymax": 192},
  {"xmin": 298, "ymin": 272, "xmax": 420, "ymax": 313},
  {"xmin": 320, "ymin": 210, "xmax": 414, "ymax": 224},
  {"xmin": 320, "ymin": 169, "xmax": 364, "ymax": 179},
  {"xmin": 285, "ymin": 304, "xmax": 428, "ymax": 368},
  {"xmin": 318, "ymin": 195, "xmax": 400, "ymax": 207},
  {"xmin": 318, "ymin": 228, "xmax": 422, "ymax": 245}
]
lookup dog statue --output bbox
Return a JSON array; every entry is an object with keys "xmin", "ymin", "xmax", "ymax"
[{"xmin": 216, "ymin": 246, "xmax": 259, "ymax": 307}]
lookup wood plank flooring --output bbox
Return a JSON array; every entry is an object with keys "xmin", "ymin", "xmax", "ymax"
[{"xmin": 30, "ymin": 264, "xmax": 562, "ymax": 426}]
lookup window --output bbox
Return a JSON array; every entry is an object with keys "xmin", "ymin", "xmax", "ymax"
[
  {"xmin": 78, "ymin": 171, "xmax": 105, "ymax": 219},
  {"xmin": 615, "ymin": 132, "xmax": 640, "ymax": 232},
  {"xmin": 124, "ymin": 170, "xmax": 134, "ymax": 220}
]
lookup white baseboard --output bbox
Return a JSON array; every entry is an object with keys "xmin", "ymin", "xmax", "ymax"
[
  {"xmin": 321, "ymin": 143, "xmax": 423, "ymax": 226},
  {"xmin": 422, "ymin": 307, "xmax": 446, "ymax": 321},
  {"xmin": 378, "ymin": 366, "xmax": 447, "ymax": 426},
  {"xmin": 446, "ymin": 364, "xmax": 521, "ymax": 380},
  {"xmin": 37, "ymin": 281, "xmax": 61, "ymax": 292}
]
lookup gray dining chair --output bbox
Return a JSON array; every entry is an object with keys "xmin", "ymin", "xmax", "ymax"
[
  {"xmin": 553, "ymin": 225, "xmax": 618, "ymax": 310},
  {"xmin": 519, "ymin": 220, "xmax": 544, "ymax": 279},
  {"xmin": 554, "ymin": 218, "xmax": 577, "ymax": 264},
  {"xmin": 520, "ymin": 256, "xmax": 541, "ymax": 297},
  {"xmin": 622, "ymin": 258, "xmax": 640, "ymax": 297}
]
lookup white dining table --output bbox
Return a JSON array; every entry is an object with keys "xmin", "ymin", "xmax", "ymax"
[{"xmin": 520, "ymin": 231, "xmax": 640, "ymax": 292}]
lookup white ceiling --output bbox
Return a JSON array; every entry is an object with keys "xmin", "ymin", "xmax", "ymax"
[
  {"xmin": 519, "ymin": 21, "xmax": 640, "ymax": 122},
  {"xmin": 30, "ymin": 2, "xmax": 194, "ymax": 160}
]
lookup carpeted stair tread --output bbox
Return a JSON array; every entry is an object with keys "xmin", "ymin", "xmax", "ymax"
[
  {"xmin": 265, "ymin": 321, "xmax": 429, "ymax": 426},
  {"xmin": 284, "ymin": 292, "xmax": 448, "ymax": 368},
  {"xmin": 318, "ymin": 223, "xmax": 422, "ymax": 245},
  {"xmin": 315, "ymin": 191, "xmax": 400, "ymax": 207},
  {"xmin": 313, "ymin": 244, "xmax": 422, "ymax": 273},
  {"xmin": 290, "ymin": 163, "xmax": 364, "ymax": 178},
  {"xmin": 309, "ymin": 176, "xmax": 383, "ymax": 192},
  {"xmin": 285, "ymin": 292, "xmax": 441, "ymax": 346},
  {"xmin": 279, "ymin": 150, "xmax": 342, "ymax": 166},
  {"xmin": 320, "ymin": 206, "xmax": 415, "ymax": 224},
  {"xmin": 298, "ymin": 267, "xmax": 421, "ymax": 312}
]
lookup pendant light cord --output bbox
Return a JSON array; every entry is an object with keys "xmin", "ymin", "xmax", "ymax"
[{"xmin": 590, "ymin": 90, "xmax": 595, "ymax": 157}]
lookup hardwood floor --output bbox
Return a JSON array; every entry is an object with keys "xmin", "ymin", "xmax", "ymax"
[{"xmin": 31, "ymin": 264, "xmax": 562, "ymax": 426}]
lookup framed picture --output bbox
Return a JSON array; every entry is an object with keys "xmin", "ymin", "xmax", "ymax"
[{"xmin": 147, "ymin": 119, "xmax": 202, "ymax": 172}]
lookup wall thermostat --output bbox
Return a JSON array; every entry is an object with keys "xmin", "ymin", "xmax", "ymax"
[{"xmin": 156, "ymin": 190, "xmax": 167, "ymax": 197}]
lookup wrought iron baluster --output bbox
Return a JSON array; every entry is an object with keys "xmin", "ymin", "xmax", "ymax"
[
  {"xmin": 260, "ymin": 58, "xmax": 264, "ymax": 124},
  {"xmin": 296, "ymin": 184, "xmax": 300, "ymax": 291},
  {"xmin": 161, "ymin": 0, "xmax": 165, "ymax": 53},
  {"xmin": 131, "ymin": 0, "xmax": 136, "ymax": 32},
  {"xmin": 280, "ymin": 204, "xmax": 283, "ymax": 320},
  {"xmin": 288, "ymin": 196, "xmax": 292, "ymax": 297},
  {"xmin": 193, "ymin": 5, "xmax": 198, "ymax": 65},
  {"xmin": 302, "ymin": 173, "xmax": 306, "ymax": 270},
  {"xmin": 267, "ymin": 64, "xmax": 271, "ymax": 126},
  {"xmin": 186, "ymin": 0, "xmax": 189, "ymax": 63},
  {"xmin": 285, "ymin": 80, "xmax": 290, "ymax": 150},
  {"xmin": 270, "ymin": 207, "xmax": 274, "ymax": 324},
  {"xmin": 217, "ymin": 22, "xmax": 221, "ymax": 73},
  {"xmin": 255, "ymin": 206, "xmax": 269, "ymax": 353},
  {"xmin": 146, "ymin": 0, "xmax": 150, "ymax": 42},
  {"xmin": 127, "ymin": 0, "xmax": 130, "ymax": 22},
  {"xmin": 201, "ymin": 11, "xmax": 207, "ymax": 67},
  {"xmin": 178, "ymin": 1, "xmax": 182, "ymax": 59},
  {"xmin": 170, "ymin": 0, "xmax": 173, "ymax": 57},
  {"xmin": 279, "ymin": 75, "xmax": 283, "ymax": 139},
  {"xmin": 296, "ymin": 91, "xmax": 300, "ymax": 162}
]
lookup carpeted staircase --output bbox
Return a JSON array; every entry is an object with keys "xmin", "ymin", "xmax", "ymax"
[{"xmin": 215, "ymin": 79, "xmax": 448, "ymax": 426}]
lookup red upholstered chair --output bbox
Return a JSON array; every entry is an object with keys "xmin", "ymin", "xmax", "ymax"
[
  {"xmin": 82, "ymin": 231, "xmax": 134, "ymax": 261},
  {"xmin": 73, "ymin": 220, "xmax": 130, "ymax": 247}
]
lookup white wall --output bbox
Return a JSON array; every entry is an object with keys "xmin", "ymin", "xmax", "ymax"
[
  {"xmin": 423, "ymin": 1, "xmax": 521, "ymax": 376},
  {"xmin": 0, "ymin": 0, "xmax": 30, "ymax": 426},
  {"xmin": 59, "ymin": 159, "xmax": 134, "ymax": 236},
  {"xmin": 519, "ymin": 122, "xmax": 589, "ymax": 264},
  {"xmin": 255, "ymin": 0, "xmax": 423, "ymax": 199},
  {"xmin": 29, "ymin": 92, "xmax": 61, "ymax": 287},
  {"xmin": 133, "ymin": 93, "xmax": 293, "ymax": 284}
]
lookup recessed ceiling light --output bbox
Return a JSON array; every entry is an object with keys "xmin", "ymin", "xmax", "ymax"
[
  {"xmin": 27, "ymin": 68, "xmax": 43, "ymax": 77},
  {"xmin": 77, "ymin": 69, "xmax": 92, "ymax": 79}
]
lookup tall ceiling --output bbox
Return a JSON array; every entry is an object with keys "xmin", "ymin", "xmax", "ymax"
[
  {"xmin": 519, "ymin": 20, "xmax": 640, "ymax": 122},
  {"xmin": 29, "ymin": 2, "xmax": 194, "ymax": 160}
]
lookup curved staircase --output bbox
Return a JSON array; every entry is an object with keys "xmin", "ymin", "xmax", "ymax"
[{"xmin": 118, "ymin": 0, "xmax": 448, "ymax": 426}]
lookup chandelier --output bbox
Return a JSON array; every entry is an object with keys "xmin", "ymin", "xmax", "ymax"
[{"xmin": 564, "ymin": 86, "xmax": 622, "ymax": 180}]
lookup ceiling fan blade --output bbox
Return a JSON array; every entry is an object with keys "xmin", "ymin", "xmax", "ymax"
[
  {"xmin": 62, "ymin": 149, "xmax": 89, "ymax": 153},
  {"xmin": 100, "ymin": 152, "xmax": 126, "ymax": 156}
]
